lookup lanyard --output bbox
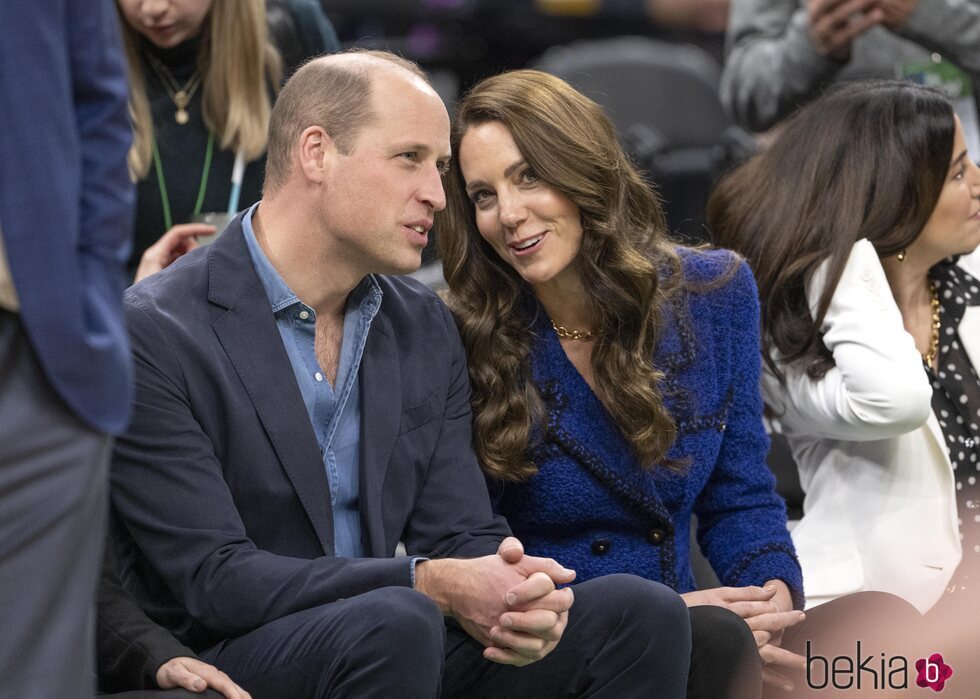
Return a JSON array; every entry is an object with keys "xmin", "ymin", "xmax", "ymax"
[{"xmin": 151, "ymin": 131, "xmax": 215, "ymax": 232}]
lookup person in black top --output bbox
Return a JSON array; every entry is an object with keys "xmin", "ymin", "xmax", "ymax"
[{"xmin": 115, "ymin": 0, "xmax": 339, "ymax": 279}]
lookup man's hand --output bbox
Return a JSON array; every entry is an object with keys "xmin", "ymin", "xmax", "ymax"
[
  {"xmin": 807, "ymin": 0, "xmax": 884, "ymax": 60},
  {"xmin": 134, "ymin": 223, "xmax": 212, "ymax": 282},
  {"xmin": 682, "ymin": 580, "xmax": 805, "ymax": 692},
  {"xmin": 415, "ymin": 537, "xmax": 575, "ymax": 666},
  {"xmin": 155, "ymin": 656, "xmax": 251, "ymax": 698}
]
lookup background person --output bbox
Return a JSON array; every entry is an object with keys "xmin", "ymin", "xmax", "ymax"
[
  {"xmin": 0, "ymin": 0, "xmax": 134, "ymax": 696},
  {"xmin": 115, "ymin": 0, "xmax": 339, "ymax": 277},
  {"xmin": 709, "ymin": 79, "xmax": 980, "ymax": 693},
  {"xmin": 721, "ymin": 0, "xmax": 980, "ymax": 134},
  {"xmin": 437, "ymin": 68, "xmax": 805, "ymax": 696}
]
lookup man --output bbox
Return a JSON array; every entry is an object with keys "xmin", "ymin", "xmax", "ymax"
[
  {"xmin": 0, "ymin": 1, "xmax": 133, "ymax": 696},
  {"xmin": 110, "ymin": 50, "xmax": 692, "ymax": 697}
]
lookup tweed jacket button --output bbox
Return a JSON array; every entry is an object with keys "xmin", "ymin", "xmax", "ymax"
[
  {"xmin": 590, "ymin": 539, "xmax": 612, "ymax": 555},
  {"xmin": 646, "ymin": 528, "xmax": 666, "ymax": 545}
]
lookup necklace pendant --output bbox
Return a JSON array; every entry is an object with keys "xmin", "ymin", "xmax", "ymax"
[{"xmin": 175, "ymin": 108, "xmax": 189, "ymax": 125}]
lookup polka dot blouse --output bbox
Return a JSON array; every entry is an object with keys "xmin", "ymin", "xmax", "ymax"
[{"xmin": 927, "ymin": 260, "xmax": 980, "ymax": 592}]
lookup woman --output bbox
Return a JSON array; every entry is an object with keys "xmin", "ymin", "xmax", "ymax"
[
  {"xmin": 709, "ymin": 80, "xmax": 980, "ymax": 687},
  {"xmin": 437, "ymin": 69, "xmax": 805, "ymax": 696},
  {"xmin": 116, "ymin": 0, "xmax": 338, "ymax": 278}
]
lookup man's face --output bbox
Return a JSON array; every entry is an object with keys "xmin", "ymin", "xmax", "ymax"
[{"xmin": 318, "ymin": 71, "xmax": 450, "ymax": 277}]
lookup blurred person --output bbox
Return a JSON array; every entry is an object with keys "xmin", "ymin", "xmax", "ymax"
[
  {"xmin": 116, "ymin": 0, "xmax": 339, "ymax": 278},
  {"xmin": 721, "ymin": 0, "xmax": 980, "ymax": 133},
  {"xmin": 710, "ymin": 80, "xmax": 980, "ymax": 693},
  {"xmin": 437, "ymin": 68, "xmax": 807, "ymax": 697},
  {"xmin": 0, "ymin": 0, "xmax": 134, "ymax": 696}
]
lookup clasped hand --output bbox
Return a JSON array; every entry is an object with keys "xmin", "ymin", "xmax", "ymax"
[
  {"xmin": 682, "ymin": 580, "xmax": 805, "ymax": 692},
  {"xmin": 415, "ymin": 537, "xmax": 576, "ymax": 666}
]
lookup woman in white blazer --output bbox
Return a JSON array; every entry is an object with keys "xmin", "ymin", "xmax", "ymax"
[{"xmin": 709, "ymin": 81, "xmax": 980, "ymax": 630}]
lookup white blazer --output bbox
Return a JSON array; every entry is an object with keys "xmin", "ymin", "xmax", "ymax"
[{"xmin": 763, "ymin": 241, "xmax": 980, "ymax": 613}]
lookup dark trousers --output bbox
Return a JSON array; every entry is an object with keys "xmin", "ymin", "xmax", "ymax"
[
  {"xmin": 688, "ymin": 605, "xmax": 762, "ymax": 699},
  {"xmin": 0, "ymin": 311, "xmax": 112, "ymax": 699},
  {"xmin": 200, "ymin": 573, "xmax": 693, "ymax": 698}
]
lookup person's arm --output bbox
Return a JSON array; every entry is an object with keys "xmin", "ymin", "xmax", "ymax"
[
  {"xmin": 693, "ymin": 260, "xmax": 804, "ymax": 608},
  {"xmin": 890, "ymin": 0, "xmax": 980, "ymax": 73},
  {"xmin": 764, "ymin": 239, "xmax": 932, "ymax": 442},
  {"xmin": 68, "ymin": 0, "xmax": 134, "ymax": 294},
  {"xmin": 111, "ymin": 291, "xmax": 568, "ymax": 654},
  {"xmin": 97, "ymin": 545, "xmax": 250, "ymax": 698},
  {"xmin": 720, "ymin": 0, "xmax": 873, "ymax": 131},
  {"xmin": 111, "ymin": 298, "xmax": 428, "ymax": 637},
  {"xmin": 687, "ymin": 260, "xmax": 807, "ymax": 690}
]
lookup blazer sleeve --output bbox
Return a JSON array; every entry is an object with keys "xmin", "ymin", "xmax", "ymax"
[
  {"xmin": 762, "ymin": 239, "xmax": 932, "ymax": 442},
  {"xmin": 96, "ymin": 542, "xmax": 193, "ymax": 693},
  {"xmin": 692, "ymin": 261, "xmax": 804, "ymax": 609},
  {"xmin": 111, "ymin": 299, "xmax": 417, "ymax": 637},
  {"xmin": 720, "ymin": 0, "xmax": 843, "ymax": 132},
  {"xmin": 400, "ymin": 299, "xmax": 512, "ymax": 560}
]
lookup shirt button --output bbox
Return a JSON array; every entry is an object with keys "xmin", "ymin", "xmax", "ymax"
[
  {"xmin": 299, "ymin": 310, "xmax": 310, "ymax": 320},
  {"xmin": 591, "ymin": 539, "xmax": 612, "ymax": 555},
  {"xmin": 314, "ymin": 372, "xmax": 323, "ymax": 382},
  {"xmin": 646, "ymin": 528, "xmax": 667, "ymax": 545}
]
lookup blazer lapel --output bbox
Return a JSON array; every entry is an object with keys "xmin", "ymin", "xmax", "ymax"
[
  {"xmin": 530, "ymin": 314, "xmax": 673, "ymax": 527},
  {"xmin": 207, "ymin": 222, "xmax": 335, "ymax": 555},
  {"xmin": 358, "ymin": 308, "xmax": 401, "ymax": 557}
]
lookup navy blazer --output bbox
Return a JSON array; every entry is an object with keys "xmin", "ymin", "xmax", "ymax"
[
  {"xmin": 0, "ymin": 0, "xmax": 134, "ymax": 433},
  {"xmin": 110, "ymin": 216, "xmax": 509, "ymax": 650}
]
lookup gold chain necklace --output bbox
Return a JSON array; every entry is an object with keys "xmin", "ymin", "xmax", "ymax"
[
  {"xmin": 552, "ymin": 320, "xmax": 595, "ymax": 341},
  {"xmin": 146, "ymin": 52, "xmax": 202, "ymax": 125},
  {"xmin": 923, "ymin": 279, "xmax": 941, "ymax": 367}
]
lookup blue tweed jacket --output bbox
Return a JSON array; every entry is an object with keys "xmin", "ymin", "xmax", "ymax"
[{"xmin": 493, "ymin": 248, "xmax": 804, "ymax": 608}]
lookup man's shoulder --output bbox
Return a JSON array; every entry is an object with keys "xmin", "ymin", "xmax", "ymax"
[{"xmin": 374, "ymin": 274, "xmax": 449, "ymax": 324}]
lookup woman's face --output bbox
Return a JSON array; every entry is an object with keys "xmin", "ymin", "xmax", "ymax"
[
  {"xmin": 117, "ymin": 0, "xmax": 214, "ymax": 49},
  {"xmin": 913, "ymin": 118, "xmax": 980, "ymax": 262},
  {"xmin": 458, "ymin": 121, "xmax": 584, "ymax": 296}
]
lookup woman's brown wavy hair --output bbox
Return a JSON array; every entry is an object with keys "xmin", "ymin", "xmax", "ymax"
[
  {"xmin": 437, "ymin": 69, "xmax": 683, "ymax": 482},
  {"xmin": 708, "ymin": 80, "xmax": 954, "ymax": 382}
]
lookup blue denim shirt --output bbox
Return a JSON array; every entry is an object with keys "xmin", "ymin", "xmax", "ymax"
[{"xmin": 242, "ymin": 204, "xmax": 381, "ymax": 557}]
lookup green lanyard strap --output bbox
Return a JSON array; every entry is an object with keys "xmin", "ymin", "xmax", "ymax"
[{"xmin": 151, "ymin": 130, "xmax": 215, "ymax": 232}]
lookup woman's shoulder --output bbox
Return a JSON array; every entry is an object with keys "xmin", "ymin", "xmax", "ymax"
[{"xmin": 673, "ymin": 245, "xmax": 754, "ymax": 300}]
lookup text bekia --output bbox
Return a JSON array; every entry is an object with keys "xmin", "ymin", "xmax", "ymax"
[{"xmin": 806, "ymin": 641, "xmax": 908, "ymax": 691}]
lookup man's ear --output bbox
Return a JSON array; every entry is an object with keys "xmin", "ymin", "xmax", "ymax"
[{"xmin": 297, "ymin": 125, "xmax": 336, "ymax": 184}]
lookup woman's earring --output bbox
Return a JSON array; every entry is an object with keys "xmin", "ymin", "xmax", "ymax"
[{"xmin": 897, "ymin": 249, "xmax": 907, "ymax": 262}]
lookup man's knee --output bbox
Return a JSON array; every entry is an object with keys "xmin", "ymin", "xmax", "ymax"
[
  {"xmin": 363, "ymin": 586, "xmax": 445, "ymax": 650},
  {"xmin": 594, "ymin": 573, "xmax": 690, "ymax": 627}
]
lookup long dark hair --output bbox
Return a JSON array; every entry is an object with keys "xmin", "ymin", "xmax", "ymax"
[
  {"xmin": 708, "ymin": 80, "xmax": 954, "ymax": 381},
  {"xmin": 437, "ymin": 69, "xmax": 683, "ymax": 482}
]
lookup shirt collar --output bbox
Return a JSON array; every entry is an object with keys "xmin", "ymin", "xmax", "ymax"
[
  {"xmin": 242, "ymin": 203, "xmax": 298, "ymax": 313},
  {"xmin": 242, "ymin": 202, "xmax": 382, "ymax": 317}
]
